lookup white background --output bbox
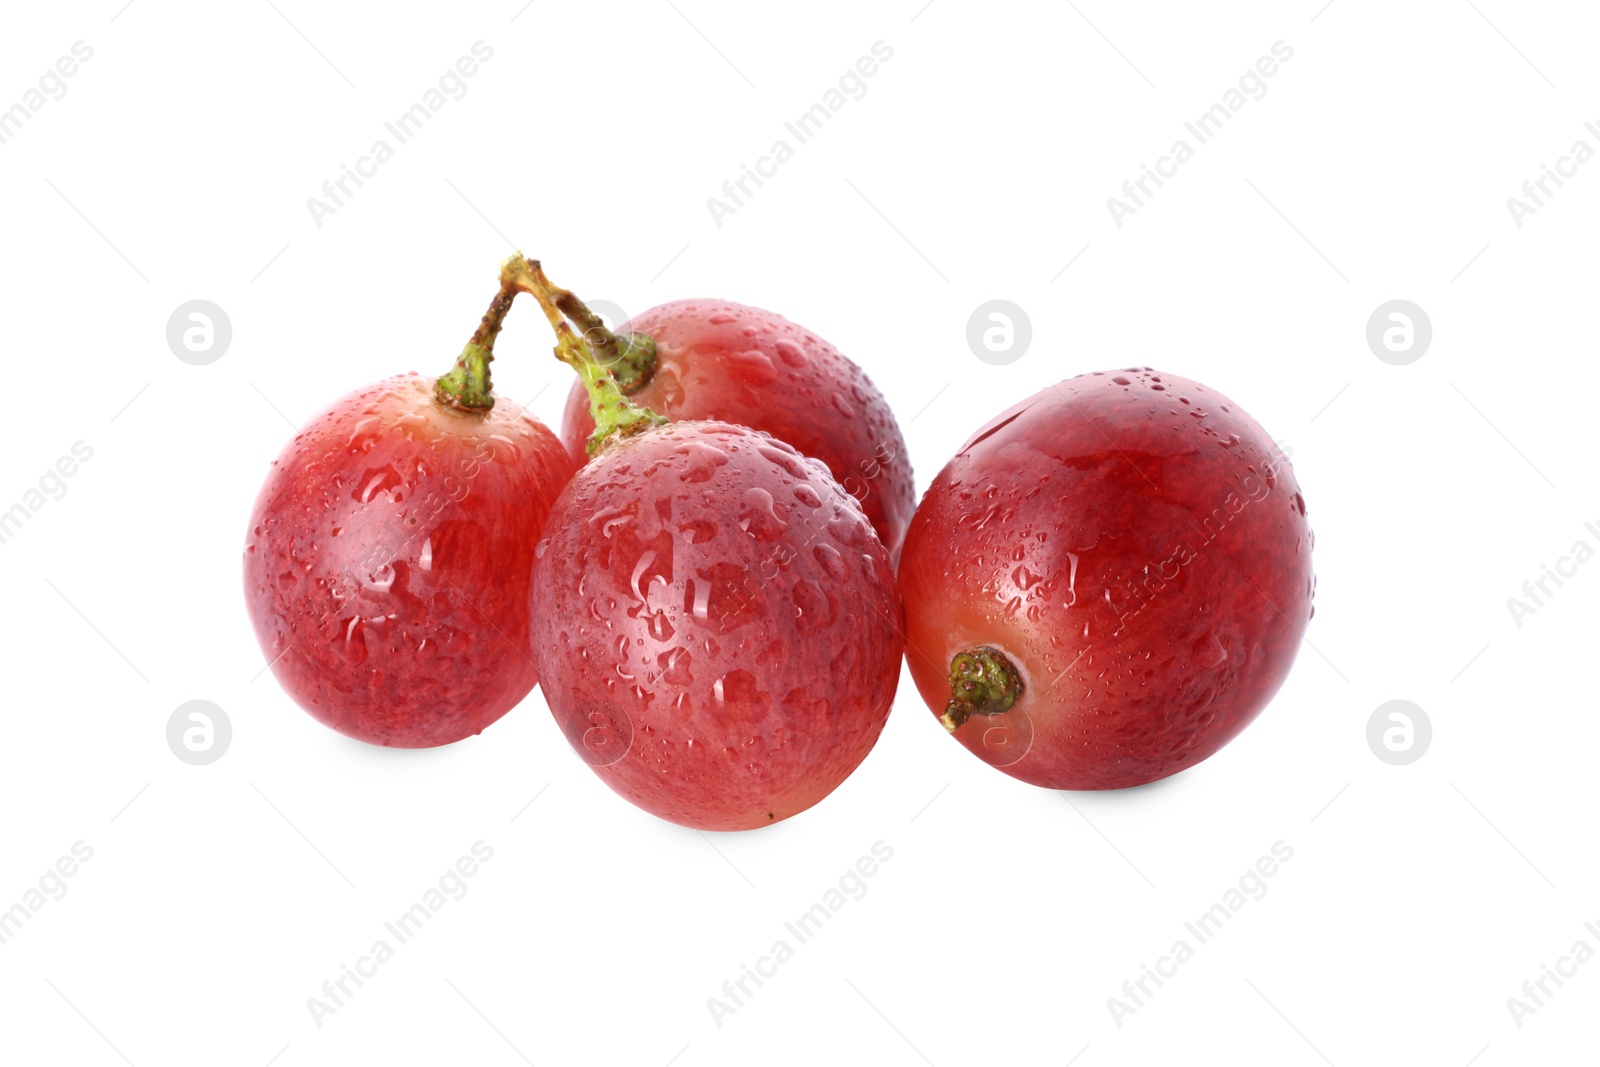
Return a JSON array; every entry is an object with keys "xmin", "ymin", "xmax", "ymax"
[{"xmin": 0, "ymin": 1, "xmax": 1594, "ymax": 1064}]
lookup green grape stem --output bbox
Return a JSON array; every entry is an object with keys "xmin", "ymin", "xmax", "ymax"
[{"xmin": 500, "ymin": 254, "xmax": 667, "ymax": 454}]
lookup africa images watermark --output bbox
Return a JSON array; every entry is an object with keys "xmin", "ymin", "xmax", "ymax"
[
  {"xmin": 1505, "ymin": 120, "xmax": 1600, "ymax": 229},
  {"xmin": 306, "ymin": 41, "xmax": 494, "ymax": 229},
  {"xmin": 1504, "ymin": 519, "xmax": 1600, "ymax": 629},
  {"xmin": 706, "ymin": 40, "xmax": 895, "ymax": 229},
  {"xmin": 1107, "ymin": 840, "xmax": 1294, "ymax": 1028},
  {"xmin": 1106, "ymin": 40, "xmax": 1295, "ymax": 229},
  {"xmin": 706, "ymin": 840, "xmax": 894, "ymax": 1028},
  {"xmin": 305, "ymin": 841, "xmax": 494, "ymax": 1028},
  {"xmin": 0, "ymin": 441, "xmax": 95, "ymax": 548},
  {"xmin": 1504, "ymin": 918, "xmax": 1600, "ymax": 1029},
  {"xmin": 0, "ymin": 40, "xmax": 94, "ymax": 147},
  {"xmin": 0, "ymin": 841, "xmax": 94, "ymax": 948}
]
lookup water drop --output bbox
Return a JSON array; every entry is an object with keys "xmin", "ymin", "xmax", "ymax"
[
  {"xmin": 1011, "ymin": 564, "xmax": 1042, "ymax": 590},
  {"xmin": 679, "ymin": 519, "xmax": 717, "ymax": 544},
  {"xmin": 727, "ymin": 349, "xmax": 777, "ymax": 386},
  {"xmin": 738, "ymin": 487, "xmax": 788, "ymax": 542},
  {"xmin": 774, "ymin": 339, "xmax": 806, "ymax": 367},
  {"xmin": 814, "ymin": 543, "xmax": 849, "ymax": 580},
  {"xmin": 675, "ymin": 441, "xmax": 730, "ymax": 483},
  {"xmin": 658, "ymin": 647, "xmax": 694, "ymax": 685},
  {"xmin": 1194, "ymin": 633, "xmax": 1227, "ymax": 668},
  {"xmin": 594, "ymin": 506, "xmax": 632, "ymax": 538}
]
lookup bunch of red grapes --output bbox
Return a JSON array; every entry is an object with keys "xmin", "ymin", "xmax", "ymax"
[{"xmin": 244, "ymin": 256, "xmax": 1313, "ymax": 830}]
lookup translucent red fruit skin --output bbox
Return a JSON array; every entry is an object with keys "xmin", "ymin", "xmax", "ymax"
[
  {"xmin": 531, "ymin": 421, "xmax": 903, "ymax": 830},
  {"xmin": 560, "ymin": 299, "xmax": 915, "ymax": 563},
  {"xmin": 244, "ymin": 373, "xmax": 575, "ymax": 747},
  {"xmin": 898, "ymin": 369, "xmax": 1314, "ymax": 790}
]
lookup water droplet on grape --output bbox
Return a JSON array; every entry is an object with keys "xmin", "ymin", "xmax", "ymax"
[
  {"xmin": 355, "ymin": 464, "xmax": 404, "ymax": 504},
  {"xmin": 714, "ymin": 669, "xmax": 771, "ymax": 722},
  {"xmin": 687, "ymin": 578, "xmax": 710, "ymax": 621},
  {"xmin": 393, "ymin": 411, "xmax": 429, "ymax": 439},
  {"xmin": 1011, "ymin": 564, "xmax": 1042, "ymax": 590},
  {"xmin": 813, "ymin": 543, "xmax": 849, "ymax": 581},
  {"xmin": 727, "ymin": 349, "xmax": 778, "ymax": 386},
  {"xmin": 658, "ymin": 647, "xmax": 694, "ymax": 686},
  {"xmin": 641, "ymin": 603, "xmax": 674, "ymax": 640},
  {"xmin": 679, "ymin": 519, "xmax": 717, "ymax": 544},
  {"xmin": 593, "ymin": 506, "xmax": 632, "ymax": 538},
  {"xmin": 756, "ymin": 446, "xmax": 809, "ymax": 480},
  {"xmin": 346, "ymin": 416, "xmax": 381, "ymax": 449},
  {"xmin": 335, "ymin": 616, "xmax": 368, "ymax": 664},
  {"xmin": 738, "ymin": 487, "xmax": 788, "ymax": 542},
  {"xmin": 1194, "ymin": 632, "xmax": 1227, "ymax": 668},
  {"xmin": 774, "ymin": 339, "xmax": 806, "ymax": 367},
  {"xmin": 675, "ymin": 441, "xmax": 730, "ymax": 483}
]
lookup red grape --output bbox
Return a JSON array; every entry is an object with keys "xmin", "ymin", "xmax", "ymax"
[
  {"xmin": 898, "ymin": 368, "xmax": 1314, "ymax": 789},
  {"xmin": 559, "ymin": 299, "xmax": 914, "ymax": 563},
  {"xmin": 244, "ymin": 269, "xmax": 575, "ymax": 747},
  {"xmin": 519, "ymin": 262, "xmax": 905, "ymax": 828},
  {"xmin": 531, "ymin": 420, "xmax": 902, "ymax": 829}
]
